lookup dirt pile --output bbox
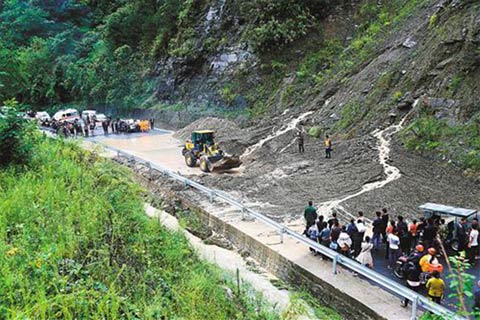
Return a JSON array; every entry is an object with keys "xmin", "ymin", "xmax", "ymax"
[{"xmin": 174, "ymin": 117, "xmax": 250, "ymax": 155}]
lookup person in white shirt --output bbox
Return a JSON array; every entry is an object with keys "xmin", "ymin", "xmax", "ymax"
[
  {"xmin": 387, "ymin": 230, "xmax": 400, "ymax": 269},
  {"xmin": 357, "ymin": 236, "xmax": 374, "ymax": 268},
  {"xmin": 337, "ymin": 226, "xmax": 352, "ymax": 258},
  {"xmin": 468, "ymin": 224, "xmax": 479, "ymax": 264}
]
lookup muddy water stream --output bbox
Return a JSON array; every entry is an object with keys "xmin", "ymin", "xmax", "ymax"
[
  {"xmin": 313, "ymin": 100, "xmax": 419, "ymax": 220},
  {"xmin": 242, "ymin": 111, "xmax": 314, "ymax": 158}
]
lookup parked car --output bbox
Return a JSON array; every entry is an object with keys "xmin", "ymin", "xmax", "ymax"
[
  {"xmin": 118, "ymin": 119, "xmax": 140, "ymax": 133},
  {"xmin": 53, "ymin": 108, "xmax": 79, "ymax": 121},
  {"xmin": 96, "ymin": 113, "xmax": 107, "ymax": 122},
  {"xmin": 418, "ymin": 203, "xmax": 479, "ymax": 251},
  {"xmin": 81, "ymin": 110, "xmax": 96, "ymax": 121},
  {"xmin": 35, "ymin": 111, "xmax": 51, "ymax": 121}
]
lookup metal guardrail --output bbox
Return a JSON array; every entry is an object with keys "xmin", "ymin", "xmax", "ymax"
[{"xmin": 97, "ymin": 143, "xmax": 458, "ymax": 320}]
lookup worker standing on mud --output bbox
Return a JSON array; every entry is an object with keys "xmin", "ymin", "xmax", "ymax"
[
  {"xmin": 304, "ymin": 201, "xmax": 318, "ymax": 235},
  {"xmin": 296, "ymin": 127, "xmax": 305, "ymax": 154},
  {"xmin": 325, "ymin": 135, "xmax": 332, "ymax": 158},
  {"xmin": 150, "ymin": 118, "xmax": 154, "ymax": 130}
]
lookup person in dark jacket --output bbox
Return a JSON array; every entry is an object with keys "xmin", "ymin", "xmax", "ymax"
[
  {"xmin": 303, "ymin": 201, "xmax": 317, "ymax": 234},
  {"xmin": 401, "ymin": 262, "xmax": 422, "ymax": 307},
  {"xmin": 372, "ymin": 211, "xmax": 383, "ymax": 249},
  {"xmin": 150, "ymin": 118, "xmax": 154, "ymax": 130},
  {"xmin": 381, "ymin": 208, "xmax": 389, "ymax": 242},
  {"xmin": 397, "ymin": 216, "xmax": 410, "ymax": 254},
  {"xmin": 327, "ymin": 213, "xmax": 338, "ymax": 229},
  {"xmin": 422, "ymin": 218, "xmax": 437, "ymax": 250},
  {"xmin": 456, "ymin": 218, "xmax": 468, "ymax": 253},
  {"xmin": 330, "ymin": 222, "xmax": 342, "ymax": 243},
  {"xmin": 347, "ymin": 218, "xmax": 358, "ymax": 236}
]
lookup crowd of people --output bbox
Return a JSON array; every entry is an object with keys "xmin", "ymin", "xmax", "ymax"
[
  {"xmin": 41, "ymin": 116, "xmax": 154, "ymax": 138},
  {"xmin": 303, "ymin": 201, "xmax": 480, "ymax": 307}
]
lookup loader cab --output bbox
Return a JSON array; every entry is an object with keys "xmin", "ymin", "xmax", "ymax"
[
  {"xmin": 188, "ymin": 130, "xmax": 214, "ymax": 153},
  {"xmin": 191, "ymin": 131, "xmax": 214, "ymax": 151}
]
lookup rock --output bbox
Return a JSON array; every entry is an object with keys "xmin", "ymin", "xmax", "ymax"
[
  {"xmin": 188, "ymin": 226, "xmax": 213, "ymax": 240},
  {"xmin": 330, "ymin": 113, "xmax": 340, "ymax": 121},
  {"xmin": 402, "ymin": 38, "xmax": 417, "ymax": 48},
  {"xmin": 223, "ymin": 286, "xmax": 234, "ymax": 300},
  {"xmin": 203, "ymin": 234, "xmax": 233, "ymax": 250},
  {"xmin": 162, "ymin": 202, "xmax": 176, "ymax": 215},
  {"xmin": 427, "ymin": 98, "xmax": 457, "ymax": 109}
]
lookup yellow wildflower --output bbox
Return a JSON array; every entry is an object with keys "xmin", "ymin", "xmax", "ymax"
[{"xmin": 6, "ymin": 247, "xmax": 19, "ymax": 256}]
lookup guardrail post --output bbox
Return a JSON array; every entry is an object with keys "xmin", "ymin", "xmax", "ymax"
[
  {"xmin": 411, "ymin": 296, "xmax": 418, "ymax": 320},
  {"xmin": 333, "ymin": 254, "xmax": 339, "ymax": 274},
  {"xmin": 209, "ymin": 191, "xmax": 215, "ymax": 203},
  {"xmin": 145, "ymin": 161, "xmax": 152, "ymax": 176},
  {"xmin": 279, "ymin": 228, "xmax": 286, "ymax": 243},
  {"xmin": 241, "ymin": 208, "xmax": 246, "ymax": 220}
]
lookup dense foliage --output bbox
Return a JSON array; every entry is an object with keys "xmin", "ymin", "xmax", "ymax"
[
  {"xmin": 0, "ymin": 101, "xmax": 37, "ymax": 167},
  {"xmin": 0, "ymin": 0, "xmax": 191, "ymax": 109},
  {"xmin": 0, "ymin": 0, "xmax": 342, "ymax": 109},
  {"xmin": 0, "ymin": 137, "xmax": 283, "ymax": 319}
]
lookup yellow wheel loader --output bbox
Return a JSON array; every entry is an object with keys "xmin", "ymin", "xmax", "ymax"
[{"xmin": 181, "ymin": 130, "xmax": 241, "ymax": 172}]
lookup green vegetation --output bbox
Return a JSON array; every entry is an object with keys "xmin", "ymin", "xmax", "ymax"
[
  {"xmin": 220, "ymin": 84, "xmax": 238, "ymax": 106},
  {"xmin": 0, "ymin": 99, "xmax": 37, "ymax": 167},
  {"xmin": 392, "ymin": 91, "xmax": 403, "ymax": 103},
  {"xmin": 335, "ymin": 102, "xmax": 363, "ymax": 130},
  {"xmin": 402, "ymin": 113, "xmax": 480, "ymax": 171},
  {"xmin": 0, "ymin": 130, "xmax": 286, "ymax": 318},
  {"xmin": 0, "ymin": 0, "xmax": 194, "ymax": 109},
  {"xmin": 308, "ymin": 126, "xmax": 322, "ymax": 138},
  {"xmin": 239, "ymin": 0, "xmax": 332, "ymax": 52},
  {"xmin": 428, "ymin": 13, "xmax": 438, "ymax": 29}
]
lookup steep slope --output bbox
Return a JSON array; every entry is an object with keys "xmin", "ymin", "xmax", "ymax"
[{"xmin": 148, "ymin": 0, "xmax": 479, "ymax": 171}]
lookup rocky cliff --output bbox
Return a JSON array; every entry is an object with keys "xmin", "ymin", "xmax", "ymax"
[{"xmin": 146, "ymin": 0, "xmax": 479, "ymax": 172}]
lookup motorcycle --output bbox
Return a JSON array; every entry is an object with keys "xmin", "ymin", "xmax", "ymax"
[
  {"xmin": 394, "ymin": 255, "xmax": 430, "ymax": 285},
  {"xmin": 393, "ymin": 254, "xmax": 408, "ymax": 279}
]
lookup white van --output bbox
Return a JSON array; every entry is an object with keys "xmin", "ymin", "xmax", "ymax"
[
  {"xmin": 81, "ymin": 110, "xmax": 96, "ymax": 120},
  {"xmin": 35, "ymin": 111, "xmax": 51, "ymax": 121},
  {"xmin": 53, "ymin": 108, "xmax": 79, "ymax": 121}
]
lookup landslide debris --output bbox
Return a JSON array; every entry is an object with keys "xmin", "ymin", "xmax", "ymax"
[{"xmin": 173, "ymin": 117, "xmax": 251, "ymax": 155}]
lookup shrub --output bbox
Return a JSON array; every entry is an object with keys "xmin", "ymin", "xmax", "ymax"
[
  {"xmin": 0, "ymin": 101, "xmax": 36, "ymax": 167},
  {"xmin": 308, "ymin": 126, "xmax": 322, "ymax": 138},
  {"xmin": 392, "ymin": 90, "xmax": 403, "ymax": 102},
  {"xmin": 428, "ymin": 14, "xmax": 438, "ymax": 29}
]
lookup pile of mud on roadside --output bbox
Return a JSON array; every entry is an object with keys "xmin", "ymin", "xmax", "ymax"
[{"xmin": 173, "ymin": 117, "xmax": 251, "ymax": 155}]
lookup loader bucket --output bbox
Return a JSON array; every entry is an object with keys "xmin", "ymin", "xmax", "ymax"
[{"xmin": 211, "ymin": 155, "xmax": 242, "ymax": 171}]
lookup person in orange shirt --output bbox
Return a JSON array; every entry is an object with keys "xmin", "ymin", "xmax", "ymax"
[
  {"xmin": 409, "ymin": 219, "xmax": 418, "ymax": 247},
  {"xmin": 420, "ymin": 248, "xmax": 439, "ymax": 273}
]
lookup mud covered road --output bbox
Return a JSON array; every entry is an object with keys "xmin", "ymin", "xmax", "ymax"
[{"xmin": 92, "ymin": 114, "xmax": 480, "ymax": 228}]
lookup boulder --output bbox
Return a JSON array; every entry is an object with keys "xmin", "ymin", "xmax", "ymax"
[{"xmin": 402, "ymin": 38, "xmax": 417, "ymax": 49}]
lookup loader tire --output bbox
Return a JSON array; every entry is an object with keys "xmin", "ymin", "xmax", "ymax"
[
  {"xmin": 185, "ymin": 152, "xmax": 196, "ymax": 167},
  {"xmin": 199, "ymin": 156, "xmax": 212, "ymax": 173}
]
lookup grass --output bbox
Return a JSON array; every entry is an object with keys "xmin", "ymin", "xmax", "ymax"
[
  {"xmin": 402, "ymin": 113, "xmax": 480, "ymax": 171},
  {"xmin": 335, "ymin": 102, "xmax": 363, "ymax": 130},
  {"xmin": 0, "ymin": 138, "xmax": 286, "ymax": 319},
  {"xmin": 0, "ymin": 136, "xmax": 342, "ymax": 319}
]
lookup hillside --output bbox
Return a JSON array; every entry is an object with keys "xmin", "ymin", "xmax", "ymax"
[{"xmin": 0, "ymin": 0, "xmax": 479, "ymax": 172}]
